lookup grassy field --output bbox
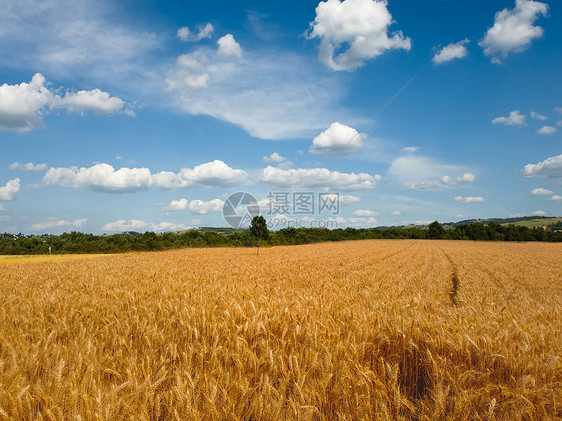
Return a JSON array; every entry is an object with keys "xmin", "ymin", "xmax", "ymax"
[
  {"xmin": 503, "ymin": 217, "xmax": 562, "ymax": 228},
  {"xmin": 0, "ymin": 240, "xmax": 560, "ymax": 420}
]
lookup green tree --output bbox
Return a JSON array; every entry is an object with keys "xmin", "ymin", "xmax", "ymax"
[
  {"xmin": 428, "ymin": 221, "xmax": 445, "ymax": 239},
  {"xmin": 250, "ymin": 215, "xmax": 269, "ymax": 241}
]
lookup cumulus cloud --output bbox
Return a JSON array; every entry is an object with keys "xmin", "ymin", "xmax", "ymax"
[
  {"xmin": 532, "ymin": 210, "xmax": 547, "ymax": 216},
  {"xmin": 260, "ymin": 166, "xmax": 380, "ymax": 191},
  {"xmin": 454, "ymin": 196, "xmax": 484, "ymax": 204},
  {"xmin": 9, "ymin": 162, "xmax": 47, "ymax": 171},
  {"xmin": 217, "ymin": 34, "xmax": 243, "ymax": 58},
  {"xmin": 441, "ymin": 173, "xmax": 475, "ymax": 186},
  {"xmin": 432, "ymin": 39, "xmax": 469, "ymax": 65},
  {"xmin": 522, "ymin": 155, "xmax": 562, "ymax": 184},
  {"xmin": 188, "ymin": 199, "xmax": 224, "ymax": 214},
  {"xmin": 310, "ymin": 122, "xmax": 366, "ymax": 155},
  {"xmin": 353, "ymin": 209, "xmax": 377, "ymax": 216},
  {"xmin": 306, "ymin": 0, "xmax": 411, "ymax": 71},
  {"xmin": 28, "ymin": 218, "xmax": 87, "ymax": 232},
  {"xmin": 402, "ymin": 146, "xmax": 419, "ymax": 153},
  {"xmin": 152, "ymin": 160, "xmax": 247, "ymax": 189},
  {"xmin": 263, "ymin": 153, "xmax": 292, "ymax": 169},
  {"xmin": 530, "ymin": 111, "xmax": 547, "ymax": 120},
  {"xmin": 102, "ymin": 219, "xmax": 200, "ymax": 233},
  {"xmin": 390, "ymin": 210, "xmax": 401, "ymax": 216},
  {"xmin": 263, "ymin": 152, "xmax": 287, "ymax": 164},
  {"xmin": 0, "ymin": 178, "xmax": 21, "ymax": 201},
  {"xmin": 62, "ymin": 89, "xmax": 131, "ymax": 115},
  {"xmin": 538, "ymin": 125, "xmax": 556, "ymax": 135},
  {"xmin": 177, "ymin": 23, "xmax": 214, "ymax": 42},
  {"xmin": 315, "ymin": 193, "xmax": 361, "ymax": 206},
  {"xmin": 550, "ymin": 194, "xmax": 562, "ymax": 201},
  {"xmin": 166, "ymin": 42, "xmax": 343, "ymax": 140},
  {"xmin": 492, "ymin": 110, "xmax": 525, "ymax": 126},
  {"xmin": 42, "ymin": 160, "xmax": 246, "ymax": 193},
  {"xmin": 531, "ymin": 187, "xmax": 553, "ymax": 195},
  {"xmin": 163, "ymin": 198, "xmax": 189, "ymax": 211},
  {"xmin": 0, "ymin": 73, "xmax": 130, "ymax": 132},
  {"xmin": 479, "ymin": 0, "xmax": 549, "ymax": 63},
  {"xmin": 388, "ymin": 155, "xmax": 475, "ymax": 190},
  {"xmin": 42, "ymin": 164, "xmax": 153, "ymax": 193}
]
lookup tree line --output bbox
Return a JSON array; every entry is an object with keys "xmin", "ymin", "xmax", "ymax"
[{"xmin": 0, "ymin": 220, "xmax": 560, "ymax": 255}]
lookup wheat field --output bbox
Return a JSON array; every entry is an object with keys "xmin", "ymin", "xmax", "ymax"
[{"xmin": 0, "ymin": 240, "xmax": 560, "ymax": 420}]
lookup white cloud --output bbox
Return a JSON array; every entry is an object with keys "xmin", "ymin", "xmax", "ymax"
[
  {"xmin": 9, "ymin": 162, "xmax": 47, "ymax": 171},
  {"xmin": 42, "ymin": 163, "xmax": 153, "ymax": 193},
  {"xmin": 492, "ymin": 110, "xmax": 525, "ymax": 126},
  {"xmin": 102, "ymin": 219, "xmax": 199, "ymax": 233},
  {"xmin": 522, "ymin": 155, "xmax": 562, "ymax": 183},
  {"xmin": 390, "ymin": 210, "xmax": 401, "ymax": 216},
  {"xmin": 531, "ymin": 187, "xmax": 553, "ymax": 195},
  {"xmin": 318, "ymin": 193, "xmax": 361, "ymax": 205},
  {"xmin": 550, "ymin": 195, "xmax": 562, "ymax": 201},
  {"xmin": 152, "ymin": 160, "xmax": 247, "ymax": 189},
  {"xmin": 479, "ymin": 0, "xmax": 549, "ymax": 63},
  {"xmin": 346, "ymin": 216, "xmax": 378, "ymax": 226},
  {"xmin": 62, "ymin": 89, "xmax": 130, "ymax": 115},
  {"xmin": 188, "ymin": 199, "xmax": 224, "ymax": 214},
  {"xmin": 339, "ymin": 194, "xmax": 361, "ymax": 204},
  {"xmin": 166, "ymin": 44, "xmax": 343, "ymax": 140},
  {"xmin": 538, "ymin": 125, "xmax": 556, "ymax": 135},
  {"xmin": 0, "ymin": 74, "xmax": 56, "ymax": 132},
  {"xmin": 217, "ymin": 34, "xmax": 242, "ymax": 58},
  {"xmin": 402, "ymin": 146, "xmax": 419, "ymax": 153},
  {"xmin": 0, "ymin": 0, "xmax": 158, "ymax": 86},
  {"xmin": 0, "ymin": 73, "xmax": 130, "ymax": 132},
  {"xmin": 388, "ymin": 155, "xmax": 475, "ymax": 190},
  {"xmin": 454, "ymin": 196, "xmax": 484, "ymax": 204},
  {"xmin": 28, "ymin": 217, "xmax": 87, "ymax": 232},
  {"xmin": 263, "ymin": 153, "xmax": 293, "ymax": 169},
  {"xmin": 0, "ymin": 178, "xmax": 21, "ymax": 201},
  {"xmin": 530, "ymin": 111, "xmax": 547, "ymax": 120},
  {"xmin": 432, "ymin": 39, "xmax": 469, "ymax": 65},
  {"xmin": 163, "ymin": 198, "xmax": 189, "ymax": 211},
  {"xmin": 353, "ymin": 209, "xmax": 377, "ymax": 216},
  {"xmin": 310, "ymin": 122, "xmax": 366, "ymax": 155},
  {"xmin": 41, "ymin": 160, "xmax": 246, "ymax": 193},
  {"xmin": 260, "ymin": 166, "xmax": 380, "ymax": 191},
  {"xmin": 441, "ymin": 173, "xmax": 476, "ymax": 186},
  {"xmin": 177, "ymin": 23, "xmax": 214, "ymax": 42},
  {"xmin": 532, "ymin": 210, "xmax": 547, "ymax": 216},
  {"xmin": 306, "ymin": 0, "xmax": 411, "ymax": 71},
  {"xmin": 263, "ymin": 152, "xmax": 287, "ymax": 164}
]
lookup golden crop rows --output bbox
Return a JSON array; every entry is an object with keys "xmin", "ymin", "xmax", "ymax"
[{"xmin": 0, "ymin": 240, "xmax": 560, "ymax": 420}]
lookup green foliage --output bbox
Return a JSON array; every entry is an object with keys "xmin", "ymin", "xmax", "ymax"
[
  {"xmin": 1, "ymin": 221, "xmax": 560, "ymax": 255},
  {"xmin": 428, "ymin": 221, "xmax": 445, "ymax": 239},
  {"xmin": 250, "ymin": 216, "xmax": 269, "ymax": 241}
]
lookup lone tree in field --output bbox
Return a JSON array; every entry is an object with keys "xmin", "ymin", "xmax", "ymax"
[
  {"xmin": 250, "ymin": 215, "xmax": 269, "ymax": 241},
  {"xmin": 428, "ymin": 220, "xmax": 445, "ymax": 239}
]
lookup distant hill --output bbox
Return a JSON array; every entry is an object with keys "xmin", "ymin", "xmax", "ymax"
[{"xmin": 445, "ymin": 216, "xmax": 562, "ymax": 228}]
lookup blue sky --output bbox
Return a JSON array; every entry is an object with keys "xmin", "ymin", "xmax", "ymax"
[{"xmin": 0, "ymin": 0, "xmax": 561, "ymax": 234}]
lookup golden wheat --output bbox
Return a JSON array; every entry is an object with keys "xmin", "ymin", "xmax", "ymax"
[{"xmin": 0, "ymin": 240, "xmax": 560, "ymax": 420}]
